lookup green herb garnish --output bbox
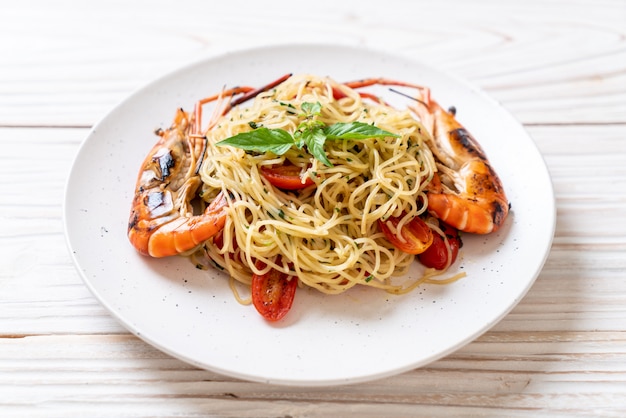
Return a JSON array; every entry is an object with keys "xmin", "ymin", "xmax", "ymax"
[{"xmin": 216, "ymin": 102, "xmax": 399, "ymax": 166}]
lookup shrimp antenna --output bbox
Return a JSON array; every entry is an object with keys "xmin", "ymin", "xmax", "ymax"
[
  {"xmin": 388, "ymin": 88, "xmax": 429, "ymax": 108},
  {"xmin": 230, "ymin": 73, "xmax": 292, "ymax": 108}
]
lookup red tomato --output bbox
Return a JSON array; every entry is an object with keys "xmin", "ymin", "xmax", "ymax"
[
  {"xmin": 332, "ymin": 86, "xmax": 348, "ymax": 100},
  {"xmin": 378, "ymin": 215, "xmax": 434, "ymax": 255},
  {"xmin": 212, "ymin": 230, "xmax": 240, "ymax": 264},
  {"xmin": 251, "ymin": 259, "xmax": 297, "ymax": 322},
  {"xmin": 260, "ymin": 164, "xmax": 314, "ymax": 190},
  {"xmin": 418, "ymin": 223, "xmax": 462, "ymax": 270}
]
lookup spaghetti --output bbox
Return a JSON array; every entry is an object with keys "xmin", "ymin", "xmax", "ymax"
[{"xmin": 190, "ymin": 74, "xmax": 458, "ymax": 299}]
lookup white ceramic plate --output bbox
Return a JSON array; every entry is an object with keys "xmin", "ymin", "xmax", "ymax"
[{"xmin": 64, "ymin": 44, "xmax": 555, "ymax": 386}]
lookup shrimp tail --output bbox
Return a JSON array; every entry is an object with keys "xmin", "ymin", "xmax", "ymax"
[{"xmin": 146, "ymin": 192, "xmax": 228, "ymax": 258}]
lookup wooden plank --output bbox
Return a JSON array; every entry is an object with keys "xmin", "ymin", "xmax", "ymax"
[
  {"xmin": 1, "ymin": 333, "xmax": 625, "ymax": 416},
  {"xmin": 1, "ymin": 1, "xmax": 625, "ymax": 126}
]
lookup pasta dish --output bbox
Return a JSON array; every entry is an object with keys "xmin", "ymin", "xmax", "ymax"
[{"xmin": 127, "ymin": 74, "xmax": 509, "ymax": 321}]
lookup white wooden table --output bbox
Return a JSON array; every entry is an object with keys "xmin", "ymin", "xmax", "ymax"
[{"xmin": 2, "ymin": 0, "xmax": 626, "ymax": 416}]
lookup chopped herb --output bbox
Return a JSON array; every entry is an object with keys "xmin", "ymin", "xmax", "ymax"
[{"xmin": 209, "ymin": 260, "xmax": 225, "ymax": 271}]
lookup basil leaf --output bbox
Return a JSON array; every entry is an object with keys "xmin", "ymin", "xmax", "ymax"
[
  {"xmin": 324, "ymin": 121, "xmax": 400, "ymax": 140},
  {"xmin": 301, "ymin": 101, "xmax": 322, "ymax": 116},
  {"xmin": 293, "ymin": 129, "xmax": 305, "ymax": 149},
  {"xmin": 302, "ymin": 127, "xmax": 332, "ymax": 167},
  {"xmin": 216, "ymin": 128, "xmax": 295, "ymax": 155}
]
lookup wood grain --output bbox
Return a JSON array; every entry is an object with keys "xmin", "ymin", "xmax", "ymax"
[{"xmin": 2, "ymin": 0, "xmax": 626, "ymax": 416}]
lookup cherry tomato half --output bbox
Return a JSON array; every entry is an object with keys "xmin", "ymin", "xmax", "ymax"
[
  {"xmin": 251, "ymin": 259, "xmax": 297, "ymax": 322},
  {"xmin": 378, "ymin": 215, "xmax": 434, "ymax": 255},
  {"xmin": 418, "ymin": 223, "xmax": 462, "ymax": 270},
  {"xmin": 260, "ymin": 164, "xmax": 314, "ymax": 190}
]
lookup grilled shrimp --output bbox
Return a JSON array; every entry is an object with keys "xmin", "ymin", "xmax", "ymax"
[
  {"xmin": 128, "ymin": 74, "xmax": 292, "ymax": 257},
  {"xmin": 127, "ymin": 108, "xmax": 229, "ymax": 258},
  {"xmin": 342, "ymin": 78, "xmax": 509, "ymax": 234},
  {"xmin": 411, "ymin": 96, "xmax": 509, "ymax": 234}
]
